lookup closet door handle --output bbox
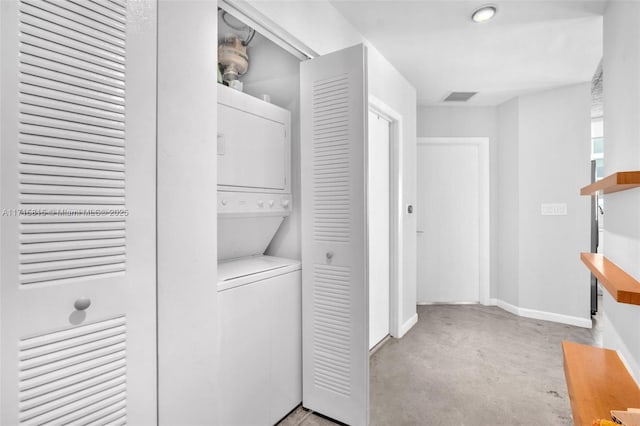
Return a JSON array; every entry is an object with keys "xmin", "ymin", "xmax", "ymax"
[{"xmin": 74, "ymin": 297, "xmax": 91, "ymax": 311}]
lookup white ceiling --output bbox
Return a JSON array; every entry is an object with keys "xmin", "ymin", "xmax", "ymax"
[{"xmin": 330, "ymin": 0, "xmax": 605, "ymax": 106}]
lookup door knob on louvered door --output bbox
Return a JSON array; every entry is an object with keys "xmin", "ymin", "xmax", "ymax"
[{"xmin": 74, "ymin": 297, "xmax": 91, "ymax": 311}]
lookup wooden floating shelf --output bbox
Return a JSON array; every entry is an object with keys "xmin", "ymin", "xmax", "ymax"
[
  {"xmin": 563, "ymin": 342, "xmax": 640, "ymax": 424},
  {"xmin": 580, "ymin": 253, "xmax": 640, "ymax": 306},
  {"xmin": 563, "ymin": 341, "xmax": 640, "ymax": 426},
  {"xmin": 580, "ymin": 171, "xmax": 640, "ymax": 196}
]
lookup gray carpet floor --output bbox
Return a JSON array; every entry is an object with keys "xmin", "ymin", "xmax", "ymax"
[{"xmin": 280, "ymin": 304, "xmax": 596, "ymax": 426}]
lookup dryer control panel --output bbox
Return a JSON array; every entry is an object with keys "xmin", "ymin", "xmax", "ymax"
[{"xmin": 218, "ymin": 191, "xmax": 292, "ymax": 216}]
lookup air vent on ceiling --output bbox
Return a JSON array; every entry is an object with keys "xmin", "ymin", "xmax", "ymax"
[{"xmin": 443, "ymin": 92, "xmax": 478, "ymax": 102}]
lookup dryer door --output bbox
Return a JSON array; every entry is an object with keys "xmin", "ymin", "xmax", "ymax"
[
  {"xmin": 218, "ymin": 104, "xmax": 285, "ymax": 190},
  {"xmin": 217, "ymin": 85, "xmax": 291, "ymax": 192}
]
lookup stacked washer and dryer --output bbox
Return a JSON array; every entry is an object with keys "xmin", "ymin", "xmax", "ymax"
[{"xmin": 217, "ymin": 84, "xmax": 302, "ymax": 425}]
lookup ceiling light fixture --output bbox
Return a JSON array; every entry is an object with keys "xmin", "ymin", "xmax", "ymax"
[{"xmin": 471, "ymin": 5, "xmax": 497, "ymax": 23}]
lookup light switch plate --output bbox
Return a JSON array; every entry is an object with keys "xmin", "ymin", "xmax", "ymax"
[{"xmin": 541, "ymin": 203, "xmax": 567, "ymax": 216}]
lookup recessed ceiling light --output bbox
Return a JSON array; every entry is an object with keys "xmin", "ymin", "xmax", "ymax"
[{"xmin": 472, "ymin": 5, "xmax": 497, "ymax": 23}]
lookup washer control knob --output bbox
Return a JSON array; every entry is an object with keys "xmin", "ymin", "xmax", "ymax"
[
  {"xmin": 281, "ymin": 199, "xmax": 290, "ymax": 208},
  {"xmin": 221, "ymin": 199, "xmax": 228, "ymax": 206},
  {"xmin": 258, "ymin": 200, "xmax": 264, "ymax": 208},
  {"xmin": 268, "ymin": 200, "xmax": 274, "ymax": 207}
]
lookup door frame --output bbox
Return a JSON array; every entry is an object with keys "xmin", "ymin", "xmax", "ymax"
[
  {"xmin": 157, "ymin": 2, "xmax": 219, "ymax": 424},
  {"xmin": 370, "ymin": 96, "xmax": 403, "ymax": 337},
  {"xmin": 218, "ymin": 0, "xmax": 318, "ymax": 60},
  {"xmin": 416, "ymin": 137, "xmax": 491, "ymax": 305}
]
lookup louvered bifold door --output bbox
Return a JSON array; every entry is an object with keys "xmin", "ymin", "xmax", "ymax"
[
  {"xmin": 300, "ymin": 44, "xmax": 369, "ymax": 426},
  {"xmin": 0, "ymin": 0, "xmax": 157, "ymax": 424}
]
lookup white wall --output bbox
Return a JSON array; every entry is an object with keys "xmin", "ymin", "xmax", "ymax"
[
  {"xmin": 417, "ymin": 86, "xmax": 591, "ymax": 327},
  {"xmin": 417, "ymin": 107, "xmax": 497, "ymax": 139},
  {"xmin": 368, "ymin": 49, "xmax": 418, "ymax": 334},
  {"xmin": 517, "ymin": 84, "xmax": 591, "ymax": 321},
  {"xmin": 247, "ymin": 0, "xmax": 418, "ymax": 334},
  {"xmin": 601, "ymin": 0, "xmax": 640, "ymax": 382},
  {"xmin": 157, "ymin": 2, "xmax": 219, "ymax": 424},
  {"xmin": 495, "ymin": 85, "xmax": 591, "ymax": 326},
  {"xmin": 497, "ymin": 99, "xmax": 520, "ymax": 306},
  {"xmin": 417, "ymin": 107, "xmax": 498, "ymax": 298}
]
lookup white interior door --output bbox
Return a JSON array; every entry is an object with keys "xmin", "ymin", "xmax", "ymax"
[
  {"xmin": 0, "ymin": 0, "xmax": 157, "ymax": 424},
  {"xmin": 417, "ymin": 139, "xmax": 481, "ymax": 303},
  {"xmin": 368, "ymin": 110, "xmax": 390, "ymax": 350},
  {"xmin": 301, "ymin": 44, "xmax": 369, "ymax": 426}
]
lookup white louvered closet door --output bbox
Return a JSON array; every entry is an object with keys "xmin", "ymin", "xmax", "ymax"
[
  {"xmin": 0, "ymin": 0, "xmax": 157, "ymax": 424},
  {"xmin": 300, "ymin": 44, "xmax": 369, "ymax": 426}
]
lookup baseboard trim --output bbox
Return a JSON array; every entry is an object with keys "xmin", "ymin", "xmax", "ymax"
[
  {"xmin": 398, "ymin": 313, "xmax": 418, "ymax": 338},
  {"xmin": 495, "ymin": 299, "xmax": 520, "ymax": 316},
  {"xmin": 519, "ymin": 306, "xmax": 592, "ymax": 328},
  {"xmin": 602, "ymin": 311, "xmax": 640, "ymax": 384},
  {"xmin": 491, "ymin": 298, "xmax": 592, "ymax": 328}
]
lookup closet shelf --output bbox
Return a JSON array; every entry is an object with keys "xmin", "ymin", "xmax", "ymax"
[
  {"xmin": 580, "ymin": 171, "xmax": 640, "ymax": 196},
  {"xmin": 562, "ymin": 341, "xmax": 640, "ymax": 426},
  {"xmin": 580, "ymin": 253, "xmax": 640, "ymax": 306}
]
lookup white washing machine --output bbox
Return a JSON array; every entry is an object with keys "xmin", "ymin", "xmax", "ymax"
[
  {"xmin": 218, "ymin": 255, "xmax": 301, "ymax": 292},
  {"xmin": 217, "ymin": 192, "xmax": 302, "ymax": 426},
  {"xmin": 217, "ymin": 255, "xmax": 301, "ymax": 426},
  {"xmin": 217, "ymin": 194, "xmax": 302, "ymax": 426}
]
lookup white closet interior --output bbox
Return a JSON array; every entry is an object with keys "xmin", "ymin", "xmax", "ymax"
[{"xmin": 216, "ymin": 8, "xmax": 304, "ymax": 426}]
